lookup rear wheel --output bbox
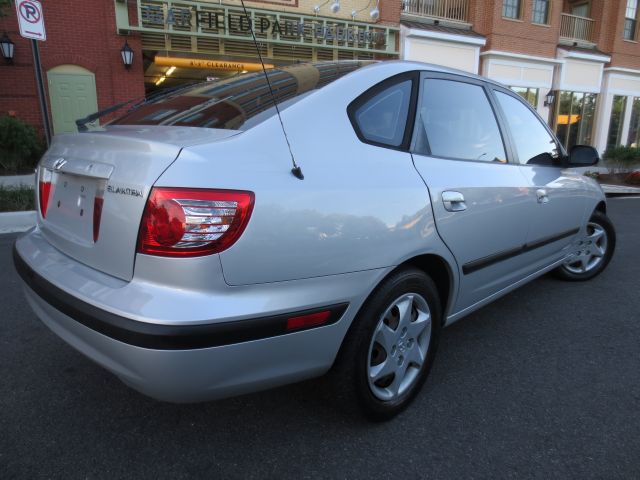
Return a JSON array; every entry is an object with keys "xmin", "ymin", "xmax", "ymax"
[
  {"xmin": 554, "ymin": 211, "xmax": 615, "ymax": 281},
  {"xmin": 332, "ymin": 267, "xmax": 442, "ymax": 421}
]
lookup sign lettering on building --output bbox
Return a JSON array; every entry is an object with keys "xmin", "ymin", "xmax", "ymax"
[{"xmin": 140, "ymin": 5, "xmax": 387, "ymax": 46}]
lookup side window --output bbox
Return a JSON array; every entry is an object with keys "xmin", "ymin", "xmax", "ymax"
[
  {"xmin": 351, "ymin": 79, "xmax": 412, "ymax": 148},
  {"xmin": 495, "ymin": 91, "xmax": 558, "ymax": 165},
  {"xmin": 415, "ymin": 79, "xmax": 507, "ymax": 163}
]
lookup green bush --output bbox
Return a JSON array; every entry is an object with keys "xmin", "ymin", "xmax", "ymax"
[
  {"xmin": 0, "ymin": 185, "xmax": 35, "ymax": 212},
  {"xmin": 602, "ymin": 146, "xmax": 640, "ymax": 174},
  {"xmin": 0, "ymin": 116, "xmax": 44, "ymax": 174},
  {"xmin": 583, "ymin": 171, "xmax": 600, "ymax": 179}
]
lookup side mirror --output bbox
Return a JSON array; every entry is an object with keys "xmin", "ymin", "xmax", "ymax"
[{"xmin": 567, "ymin": 145, "xmax": 600, "ymax": 167}]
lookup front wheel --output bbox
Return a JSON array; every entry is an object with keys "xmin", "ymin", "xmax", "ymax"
[
  {"xmin": 554, "ymin": 211, "xmax": 616, "ymax": 281},
  {"xmin": 331, "ymin": 267, "xmax": 442, "ymax": 421}
]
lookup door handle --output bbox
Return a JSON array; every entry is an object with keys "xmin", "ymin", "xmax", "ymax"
[
  {"xmin": 442, "ymin": 191, "xmax": 467, "ymax": 212},
  {"xmin": 536, "ymin": 188, "xmax": 549, "ymax": 204}
]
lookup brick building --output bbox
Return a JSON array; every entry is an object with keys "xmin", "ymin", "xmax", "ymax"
[
  {"xmin": 400, "ymin": 0, "xmax": 640, "ymax": 153},
  {"xmin": 0, "ymin": 0, "xmax": 400, "ymax": 138}
]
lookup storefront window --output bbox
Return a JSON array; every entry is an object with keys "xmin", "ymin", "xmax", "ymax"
[
  {"xmin": 554, "ymin": 91, "xmax": 597, "ymax": 150},
  {"xmin": 607, "ymin": 95, "xmax": 627, "ymax": 149},
  {"xmin": 510, "ymin": 87, "xmax": 539, "ymax": 108},
  {"xmin": 627, "ymin": 97, "xmax": 640, "ymax": 147}
]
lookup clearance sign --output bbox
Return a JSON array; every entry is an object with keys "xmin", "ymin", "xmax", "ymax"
[{"xmin": 154, "ymin": 56, "xmax": 274, "ymax": 71}]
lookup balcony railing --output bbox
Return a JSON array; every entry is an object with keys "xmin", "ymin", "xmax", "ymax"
[
  {"xmin": 560, "ymin": 13, "xmax": 596, "ymax": 43},
  {"xmin": 402, "ymin": 0, "xmax": 469, "ymax": 24}
]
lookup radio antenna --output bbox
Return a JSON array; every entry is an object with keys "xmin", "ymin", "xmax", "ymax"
[{"xmin": 238, "ymin": 0, "xmax": 304, "ymax": 180}]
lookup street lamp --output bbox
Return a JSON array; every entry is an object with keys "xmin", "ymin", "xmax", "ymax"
[
  {"xmin": 120, "ymin": 40, "xmax": 134, "ymax": 70},
  {"xmin": 1, "ymin": 32, "xmax": 15, "ymax": 63}
]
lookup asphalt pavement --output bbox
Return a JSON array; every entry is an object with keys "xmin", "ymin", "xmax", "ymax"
[{"xmin": 1, "ymin": 198, "xmax": 639, "ymax": 479}]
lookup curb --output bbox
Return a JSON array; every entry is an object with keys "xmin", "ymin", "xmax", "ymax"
[
  {"xmin": 601, "ymin": 183, "xmax": 640, "ymax": 195},
  {"xmin": 0, "ymin": 174, "xmax": 35, "ymax": 187},
  {"xmin": 0, "ymin": 211, "xmax": 36, "ymax": 234}
]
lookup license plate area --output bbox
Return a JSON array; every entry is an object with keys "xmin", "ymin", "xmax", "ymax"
[{"xmin": 46, "ymin": 172, "xmax": 103, "ymax": 244}]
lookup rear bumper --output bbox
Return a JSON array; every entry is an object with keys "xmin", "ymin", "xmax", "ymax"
[{"xmin": 14, "ymin": 229, "xmax": 385, "ymax": 402}]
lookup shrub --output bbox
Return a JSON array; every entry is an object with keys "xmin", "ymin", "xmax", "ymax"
[
  {"xmin": 583, "ymin": 171, "xmax": 600, "ymax": 179},
  {"xmin": 602, "ymin": 146, "xmax": 640, "ymax": 174},
  {"xmin": 0, "ymin": 185, "xmax": 35, "ymax": 212},
  {"xmin": 0, "ymin": 116, "xmax": 44, "ymax": 174},
  {"xmin": 625, "ymin": 171, "xmax": 640, "ymax": 186}
]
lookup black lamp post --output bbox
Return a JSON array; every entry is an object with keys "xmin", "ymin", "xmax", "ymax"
[
  {"xmin": 1, "ymin": 33, "xmax": 15, "ymax": 63},
  {"xmin": 120, "ymin": 40, "xmax": 134, "ymax": 70}
]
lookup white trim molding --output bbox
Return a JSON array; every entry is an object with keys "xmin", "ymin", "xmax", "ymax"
[
  {"xmin": 603, "ymin": 66, "xmax": 640, "ymax": 76},
  {"xmin": 557, "ymin": 48, "xmax": 611, "ymax": 64},
  {"xmin": 480, "ymin": 50, "xmax": 563, "ymax": 65},
  {"xmin": 401, "ymin": 26, "xmax": 487, "ymax": 47}
]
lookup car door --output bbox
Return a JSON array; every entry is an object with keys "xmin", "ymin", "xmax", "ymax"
[
  {"xmin": 491, "ymin": 88, "xmax": 586, "ymax": 268},
  {"xmin": 410, "ymin": 73, "xmax": 533, "ymax": 315}
]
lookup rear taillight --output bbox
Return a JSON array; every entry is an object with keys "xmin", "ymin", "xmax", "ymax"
[
  {"xmin": 138, "ymin": 188, "xmax": 254, "ymax": 257},
  {"xmin": 38, "ymin": 167, "xmax": 54, "ymax": 219}
]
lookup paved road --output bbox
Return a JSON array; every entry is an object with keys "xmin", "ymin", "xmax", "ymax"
[{"xmin": 2, "ymin": 198, "xmax": 639, "ymax": 479}]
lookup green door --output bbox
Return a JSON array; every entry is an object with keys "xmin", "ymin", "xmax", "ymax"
[{"xmin": 47, "ymin": 66, "xmax": 98, "ymax": 134}]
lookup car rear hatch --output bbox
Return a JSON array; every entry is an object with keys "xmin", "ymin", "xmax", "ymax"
[{"xmin": 37, "ymin": 125, "xmax": 239, "ymax": 281}]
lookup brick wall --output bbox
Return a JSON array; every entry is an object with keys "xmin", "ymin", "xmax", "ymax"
[
  {"xmin": 605, "ymin": 0, "xmax": 640, "ymax": 70},
  {"xmin": 0, "ymin": 0, "xmax": 145, "ymax": 135},
  {"xmin": 471, "ymin": 0, "xmax": 561, "ymax": 58}
]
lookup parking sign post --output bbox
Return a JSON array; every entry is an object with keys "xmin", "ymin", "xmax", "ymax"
[{"xmin": 16, "ymin": 0, "xmax": 51, "ymax": 146}]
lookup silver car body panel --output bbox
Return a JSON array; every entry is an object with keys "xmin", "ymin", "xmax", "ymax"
[
  {"xmin": 37, "ymin": 126, "xmax": 240, "ymax": 281},
  {"xmin": 15, "ymin": 61, "xmax": 607, "ymax": 402}
]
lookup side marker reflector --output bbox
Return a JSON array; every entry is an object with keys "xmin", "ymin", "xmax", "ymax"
[{"xmin": 286, "ymin": 311, "xmax": 332, "ymax": 331}]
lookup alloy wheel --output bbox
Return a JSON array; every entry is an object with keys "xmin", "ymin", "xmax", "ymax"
[
  {"xmin": 367, "ymin": 293, "xmax": 432, "ymax": 401},
  {"xmin": 563, "ymin": 221, "xmax": 608, "ymax": 274}
]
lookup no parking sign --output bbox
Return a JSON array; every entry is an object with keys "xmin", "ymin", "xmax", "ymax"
[{"xmin": 16, "ymin": 0, "xmax": 46, "ymax": 41}]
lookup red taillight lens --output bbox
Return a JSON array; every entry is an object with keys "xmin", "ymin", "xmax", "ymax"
[
  {"xmin": 38, "ymin": 168, "xmax": 54, "ymax": 219},
  {"xmin": 138, "ymin": 188, "xmax": 254, "ymax": 257},
  {"xmin": 93, "ymin": 196, "xmax": 104, "ymax": 243}
]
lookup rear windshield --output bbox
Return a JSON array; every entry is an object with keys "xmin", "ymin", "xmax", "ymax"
[{"xmin": 110, "ymin": 61, "xmax": 372, "ymax": 131}]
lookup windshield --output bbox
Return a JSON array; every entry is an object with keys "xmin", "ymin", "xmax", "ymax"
[{"xmin": 110, "ymin": 61, "xmax": 372, "ymax": 131}]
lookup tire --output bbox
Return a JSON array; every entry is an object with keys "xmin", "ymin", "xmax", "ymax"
[
  {"xmin": 330, "ymin": 267, "xmax": 442, "ymax": 421},
  {"xmin": 553, "ymin": 210, "xmax": 616, "ymax": 282}
]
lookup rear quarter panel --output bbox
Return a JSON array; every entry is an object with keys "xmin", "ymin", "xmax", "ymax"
[{"xmin": 156, "ymin": 63, "xmax": 457, "ymax": 288}]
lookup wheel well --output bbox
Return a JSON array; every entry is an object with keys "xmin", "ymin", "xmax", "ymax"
[
  {"xmin": 595, "ymin": 201, "xmax": 606, "ymax": 214},
  {"xmin": 403, "ymin": 254, "xmax": 452, "ymax": 324}
]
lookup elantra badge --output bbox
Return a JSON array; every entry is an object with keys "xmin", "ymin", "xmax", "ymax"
[{"xmin": 107, "ymin": 184, "xmax": 144, "ymax": 198}]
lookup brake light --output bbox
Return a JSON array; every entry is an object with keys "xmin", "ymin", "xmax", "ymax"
[
  {"xmin": 138, "ymin": 188, "xmax": 254, "ymax": 257},
  {"xmin": 38, "ymin": 167, "xmax": 54, "ymax": 219},
  {"xmin": 93, "ymin": 196, "xmax": 104, "ymax": 243}
]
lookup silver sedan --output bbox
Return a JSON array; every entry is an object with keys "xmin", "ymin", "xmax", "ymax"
[{"xmin": 14, "ymin": 61, "xmax": 615, "ymax": 420}]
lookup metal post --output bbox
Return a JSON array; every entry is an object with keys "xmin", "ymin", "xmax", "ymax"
[{"xmin": 31, "ymin": 39, "xmax": 52, "ymax": 147}]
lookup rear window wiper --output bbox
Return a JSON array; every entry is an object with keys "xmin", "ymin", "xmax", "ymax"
[{"xmin": 75, "ymin": 81, "xmax": 206, "ymax": 132}]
